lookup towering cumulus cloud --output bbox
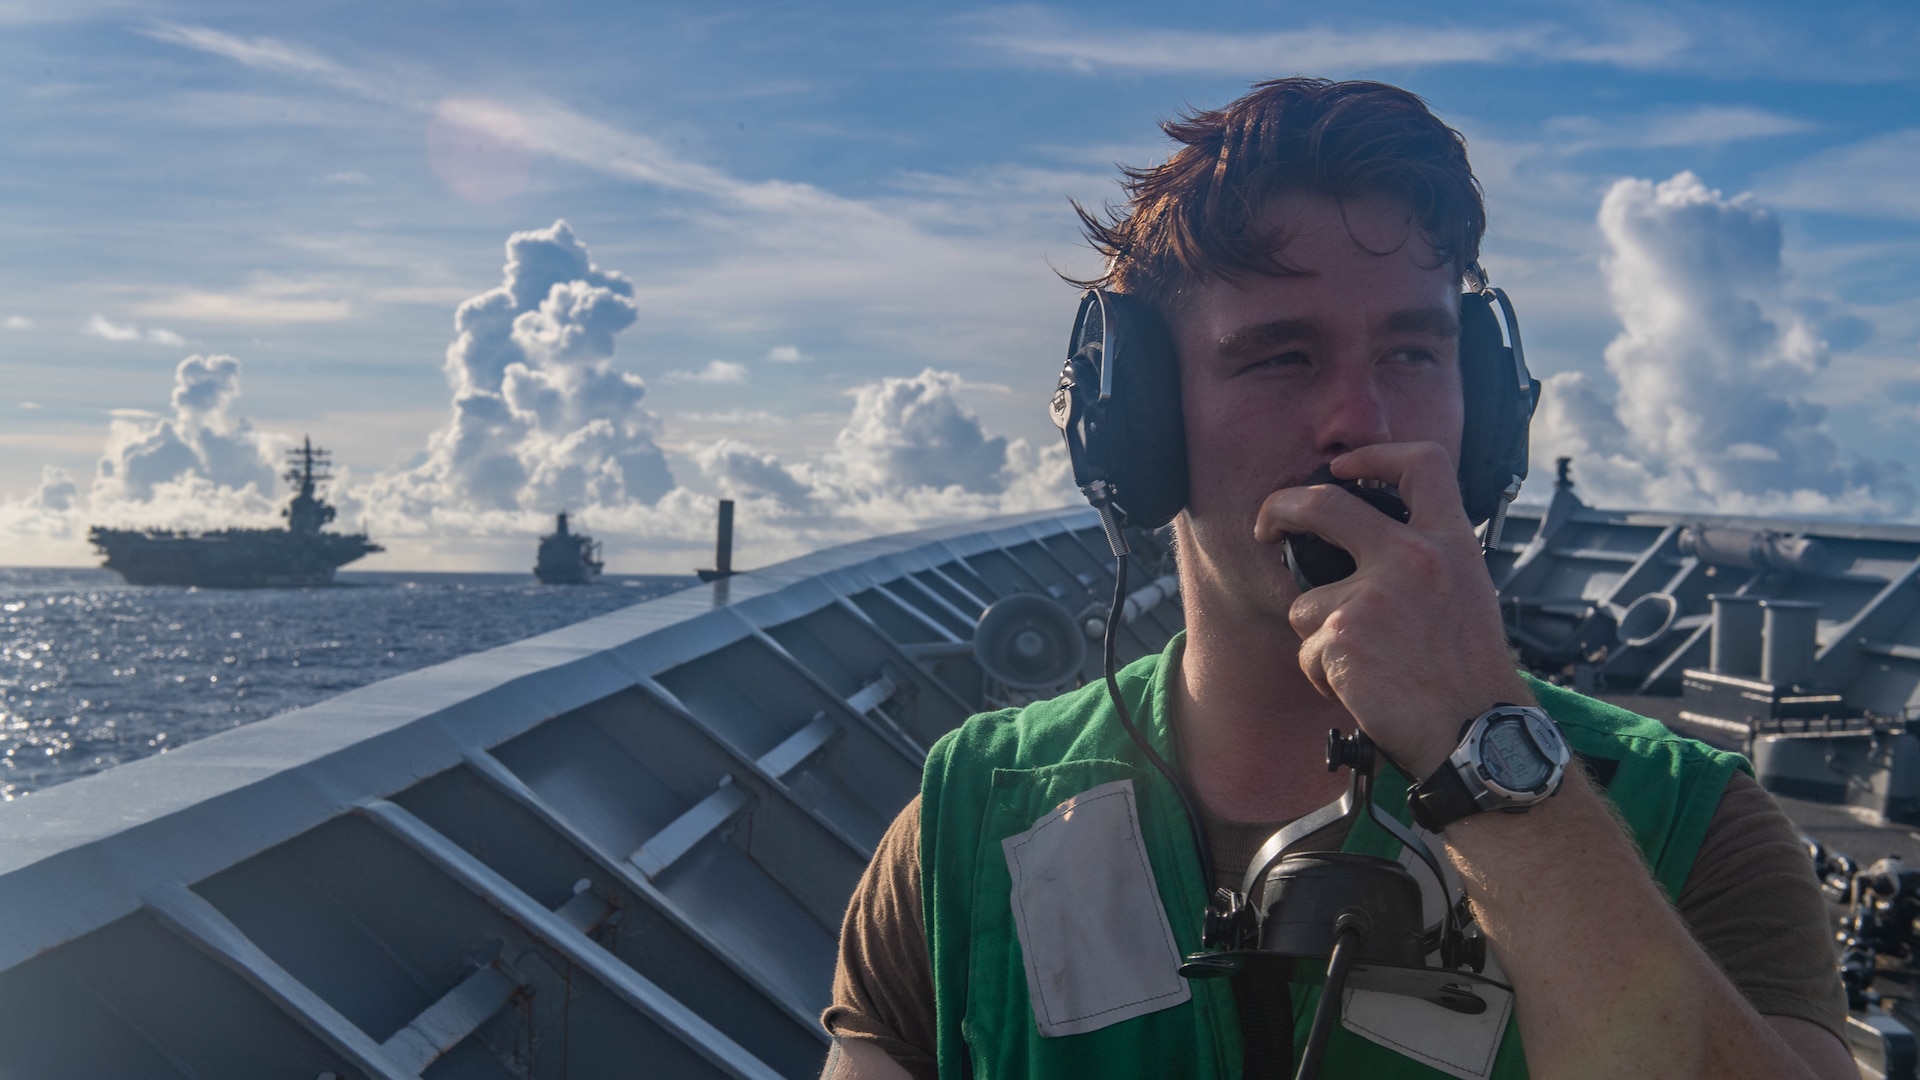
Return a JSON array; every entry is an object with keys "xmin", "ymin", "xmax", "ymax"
[
  {"xmin": 376, "ymin": 221, "xmax": 672, "ymax": 515},
  {"xmin": 1533, "ymin": 172, "xmax": 1911, "ymax": 518},
  {"xmin": 691, "ymin": 366, "xmax": 1069, "ymax": 544},
  {"xmin": 0, "ymin": 353, "xmax": 287, "ymax": 546},
  {"xmin": 94, "ymin": 354, "xmax": 281, "ymax": 503},
  {"xmin": 832, "ymin": 369, "xmax": 1012, "ymax": 494},
  {"xmin": 356, "ymin": 220, "xmax": 1073, "ymax": 562}
]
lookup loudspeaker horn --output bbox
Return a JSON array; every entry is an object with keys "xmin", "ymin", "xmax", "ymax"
[{"xmin": 973, "ymin": 593, "xmax": 1088, "ymax": 691}]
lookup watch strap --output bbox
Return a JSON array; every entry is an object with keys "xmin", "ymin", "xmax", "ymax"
[{"xmin": 1407, "ymin": 758, "xmax": 1480, "ymax": 832}]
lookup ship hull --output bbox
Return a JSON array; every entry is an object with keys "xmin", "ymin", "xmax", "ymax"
[
  {"xmin": 533, "ymin": 563, "xmax": 600, "ymax": 585},
  {"xmin": 91, "ymin": 528, "xmax": 382, "ymax": 588},
  {"xmin": 1, "ymin": 507, "xmax": 1164, "ymax": 1078},
  {"xmin": 534, "ymin": 516, "xmax": 603, "ymax": 585}
]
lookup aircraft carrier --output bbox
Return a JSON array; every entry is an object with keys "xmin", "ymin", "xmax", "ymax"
[{"xmin": 88, "ymin": 438, "xmax": 382, "ymax": 588}]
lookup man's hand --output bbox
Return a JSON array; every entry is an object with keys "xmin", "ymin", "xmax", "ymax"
[
  {"xmin": 1254, "ymin": 441, "xmax": 1531, "ymax": 778},
  {"xmin": 1257, "ymin": 450, "xmax": 1857, "ymax": 1080}
]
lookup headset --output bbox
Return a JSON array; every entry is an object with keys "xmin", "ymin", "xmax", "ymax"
[
  {"xmin": 1049, "ymin": 263, "xmax": 1543, "ymax": 944},
  {"xmin": 1049, "ymin": 262, "xmax": 1541, "ymax": 552}
]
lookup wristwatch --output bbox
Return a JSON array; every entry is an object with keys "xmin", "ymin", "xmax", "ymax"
[{"xmin": 1407, "ymin": 703, "xmax": 1571, "ymax": 832}]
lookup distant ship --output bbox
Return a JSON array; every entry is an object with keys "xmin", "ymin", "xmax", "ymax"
[
  {"xmin": 88, "ymin": 438, "xmax": 382, "ymax": 588},
  {"xmin": 534, "ymin": 511, "xmax": 603, "ymax": 584}
]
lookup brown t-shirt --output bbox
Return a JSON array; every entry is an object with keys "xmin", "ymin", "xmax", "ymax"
[{"xmin": 823, "ymin": 771, "xmax": 1846, "ymax": 1078}]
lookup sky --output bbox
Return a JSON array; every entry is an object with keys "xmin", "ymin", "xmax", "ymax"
[{"xmin": 1, "ymin": 0, "xmax": 1916, "ymax": 572}]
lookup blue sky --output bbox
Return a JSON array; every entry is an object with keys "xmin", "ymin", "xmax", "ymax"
[{"xmin": 2, "ymin": 0, "xmax": 1916, "ymax": 570}]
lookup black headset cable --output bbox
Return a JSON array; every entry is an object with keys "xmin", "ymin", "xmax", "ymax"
[{"xmin": 1103, "ymin": 551, "xmax": 1218, "ymax": 897}]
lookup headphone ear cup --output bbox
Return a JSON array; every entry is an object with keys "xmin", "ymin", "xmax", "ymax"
[
  {"xmin": 1457, "ymin": 291, "xmax": 1538, "ymax": 526},
  {"xmin": 1097, "ymin": 292, "xmax": 1188, "ymax": 529}
]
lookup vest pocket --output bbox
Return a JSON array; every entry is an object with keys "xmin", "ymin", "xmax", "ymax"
[{"xmin": 1000, "ymin": 778, "xmax": 1191, "ymax": 1037}]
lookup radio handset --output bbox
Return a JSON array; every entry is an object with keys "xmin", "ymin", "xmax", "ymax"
[
  {"xmin": 1281, "ymin": 465, "xmax": 1412, "ymax": 593},
  {"xmin": 1179, "ymin": 729, "xmax": 1508, "ymax": 1080}
]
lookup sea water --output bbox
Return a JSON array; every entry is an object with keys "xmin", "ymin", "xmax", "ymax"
[{"xmin": 0, "ymin": 567, "xmax": 693, "ymax": 800}]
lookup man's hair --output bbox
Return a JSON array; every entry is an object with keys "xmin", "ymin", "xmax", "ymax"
[{"xmin": 1071, "ymin": 78, "xmax": 1485, "ymax": 307}]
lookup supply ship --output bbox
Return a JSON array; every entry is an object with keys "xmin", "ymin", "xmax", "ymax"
[
  {"xmin": 88, "ymin": 438, "xmax": 382, "ymax": 588},
  {"xmin": 533, "ymin": 511, "xmax": 603, "ymax": 584}
]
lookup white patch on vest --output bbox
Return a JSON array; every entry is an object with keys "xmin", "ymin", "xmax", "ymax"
[
  {"xmin": 1339, "ymin": 821, "xmax": 1514, "ymax": 1079},
  {"xmin": 1001, "ymin": 778, "xmax": 1191, "ymax": 1037}
]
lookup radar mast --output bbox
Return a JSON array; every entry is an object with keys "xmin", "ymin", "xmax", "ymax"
[{"xmin": 282, "ymin": 437, "xmax": 338, "ymax": 535}]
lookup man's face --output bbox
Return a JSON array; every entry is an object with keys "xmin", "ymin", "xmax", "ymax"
[{"xmin": 1168, "ymin": 191, "xmax": 1465, "ymax": 622}]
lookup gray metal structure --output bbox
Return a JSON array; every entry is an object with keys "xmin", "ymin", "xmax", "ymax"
[
  {"xmin": 1493, "ymin": 468, "xmax": 1920, "ymax": 716},
  {"xmin": 0, "ymin": 507, "xmax": 1182, "ymax": 1080},
  {"xmin": 1493, "ymin": 465, "xmax": 1920, "ymax": 825}
]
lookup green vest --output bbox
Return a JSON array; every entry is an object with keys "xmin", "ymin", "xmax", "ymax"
[{"xmin": 920, "ymin": 633, "xmax": 1748, "ymax": 1080}]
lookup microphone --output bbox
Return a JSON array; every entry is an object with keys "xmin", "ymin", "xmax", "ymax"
[{"xmin": 1282, "ymin": 464, "xmax": 1412, "ymax": 592}]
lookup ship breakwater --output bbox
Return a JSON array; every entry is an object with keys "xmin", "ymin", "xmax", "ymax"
[{"xmin": 0, "ymin": 569, "xmax": 692, "ymax": 800}]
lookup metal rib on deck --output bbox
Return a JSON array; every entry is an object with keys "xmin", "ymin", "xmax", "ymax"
[{"xmin": 452, "ymin": 745, "xmax": 827, "ymax": 1043}]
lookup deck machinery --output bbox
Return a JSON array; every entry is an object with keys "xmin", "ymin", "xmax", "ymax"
[
  {"xmin": 1493, "ymin": 461, "xmax": 1920, "ymax": 1075},
  {"xmin": 1491, "ymin": 461, "xmax": 1920, "ymax": 825}
]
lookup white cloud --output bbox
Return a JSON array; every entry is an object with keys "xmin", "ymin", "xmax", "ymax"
[
  {"xmin": 139, "ymin": 22, "xmax": 387, "ymax": 100},
  {"xmin": 363, "ymin": 219, "xmax": 669, "ymax": 516},
  {"xmin": 426, "ymin": 98, "xmax": 536, "ymax": 204},
  {"xmin": 1530, "ymin": 172, "xmax": 1911, "ymax": 519},
  {"xmin": 142, "ymin": 23, "xmax": 1093, "ymax": 380},
  {"xmin": 319, "ymin": 170, "xmax": 371, "ymax": 185},
  {"xmin": 4, "ymin": 315, "xmax": 30, "ymax": 330},
  {"xmin": 973, "ymin": 13, "xmax": 1543, "ymax": 73},
  {"xmin": 1546, "ymin": 105, "xmax": 1814, "ymax": 153},
  {"xmin": 29, "ymin": 466, "xmax": 77, "ymax": 512},
  {"xmin": 965, "ymin": 8, "xmax": 1698, "ymax": 76},
  {"xmin": 766, "ymin": 344, "xmax": 805, "ymax": 363},
  {"xmin": 93, "ymin": 353, "xmax": 284, "ymax": 504},
  {"xmin": 84, "ymin": 314, "xmax": 185, "ymax": 345},
  {"xmin": 683, "ymin": 367, "xmax": 1074, "ymax": 551},
  {"xmin": 677, "ymin": 408, "xmax": 783, "ymax": 425},
  {"xmin": 84, "ymin": 314, "xmax": 140, "ymax": 342},
  {"xmin": 667, "ymin": 360, "xmax": 749, "ymax": 384},
  {"xmin": 1757, "ymin": 130, "xmax": 1920, "ymax": 222},
  {"xmin": 133, "ymin": 279, "xmax": 353, "ymax": 324},
  {"xmin": 696, "ymin": 438, "xmax": 814, "ymax": 508},
  {"xmin": 828, "ymin": 368, "xmax": 1012, "ymax": 494},
  {"xmin": 0, "ymin": 467, "xmax": 84, "ymax": 551}
]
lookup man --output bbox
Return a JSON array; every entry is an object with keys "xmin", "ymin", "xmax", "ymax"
[{"xmin": 823, "ymin": 79, "xmax": 1852, "ymax": 1079}]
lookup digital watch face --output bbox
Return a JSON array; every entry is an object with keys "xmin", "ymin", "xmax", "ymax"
[{"xmin": 1479, "ymin": 717, "xmax": 1550, "ymax": 791}]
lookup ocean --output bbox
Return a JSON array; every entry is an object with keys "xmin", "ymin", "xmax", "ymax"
[{"xmin": 0, "ymin": 567, "xmax": 694, "ymax": 801}]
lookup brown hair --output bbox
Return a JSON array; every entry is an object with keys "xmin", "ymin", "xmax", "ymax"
[{"xmin": 1071, "ymin": 78, "xmax": 1485, "ymax": 307}]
